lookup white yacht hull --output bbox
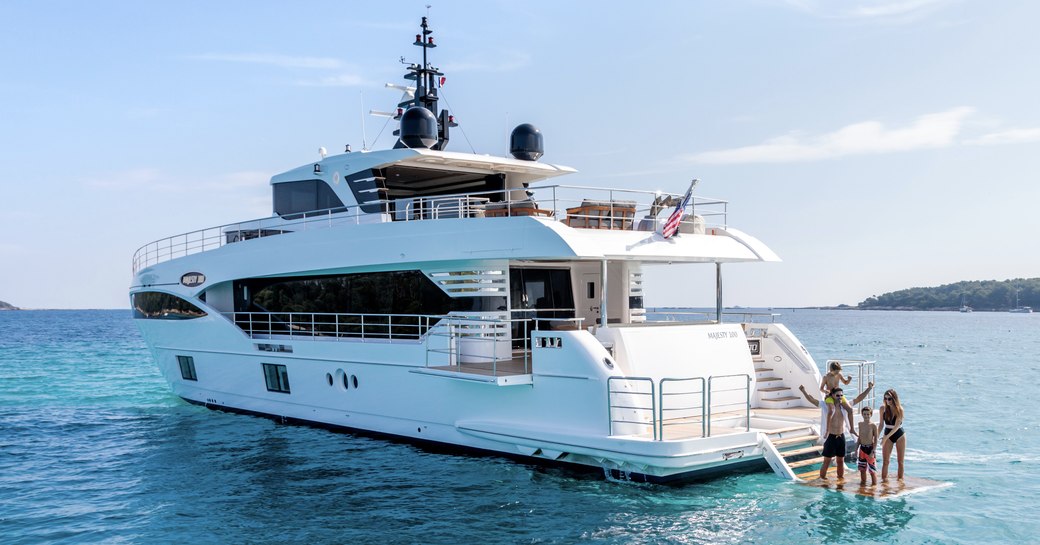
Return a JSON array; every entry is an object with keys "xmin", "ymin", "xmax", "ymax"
[{"xmin": 138, "ymin": 315, "xmax": 815, "ymax": 482}]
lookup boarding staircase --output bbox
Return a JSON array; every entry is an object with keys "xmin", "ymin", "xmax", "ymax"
[
  {"xmin": 752, "ymin": 354, "xmax": 802, "ymax": 409},
  {"xmin": 760, "ymin": 426, "xmax": 861, "ymax": 480},
  {"xmin": 760, "ymin": 426, "xmax": 825, "ymax": 480}
]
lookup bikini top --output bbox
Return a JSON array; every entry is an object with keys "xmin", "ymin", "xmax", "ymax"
[{"xmin": 883, "ymin": 408, "xmax": 900, "ymax": 427}]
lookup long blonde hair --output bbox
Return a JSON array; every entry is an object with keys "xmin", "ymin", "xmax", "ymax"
[{"xmin": 883, "ymin": 389, "xmax": 904, "ymax": 422}]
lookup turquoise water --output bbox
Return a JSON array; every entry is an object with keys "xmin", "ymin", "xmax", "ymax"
[{"xmin": 1, "ymin": 309, "xmax": 1037, "ymax": 544}]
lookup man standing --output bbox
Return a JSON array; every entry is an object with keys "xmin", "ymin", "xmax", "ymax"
[{"xmin": 819, "ymin": 387, "xmax": 856, "ymax": 480}]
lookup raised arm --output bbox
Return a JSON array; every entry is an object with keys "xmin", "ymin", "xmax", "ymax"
[
  {"xmin": 851, "ymin": 382, "xmax": 875, "ymax": 405},
  {"xmin": 798, "ymin": 385, "xmax": 820, "ymax": 407},
  {"xmin": 841, "ymin": 374, "xmax": 852, "ymax": 385}
]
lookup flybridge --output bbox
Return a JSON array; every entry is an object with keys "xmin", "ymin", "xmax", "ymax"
[{"xmin": 130, "ymin": 182, "xmax": 734, "ymax": 274}]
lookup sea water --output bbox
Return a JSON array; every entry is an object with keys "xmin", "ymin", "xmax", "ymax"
[{"xmin": 1, "ymin": 309, "xmax": 1037, "ymax": 544}]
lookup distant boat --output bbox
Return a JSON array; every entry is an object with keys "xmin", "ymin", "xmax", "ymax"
[
  {"xmin": 959, "ymin": 294, "xmax": 972, "ymax": 313},
  {"xmin": 1010, "ymin": 291, "xmax": 1033, "ymax": 313}
]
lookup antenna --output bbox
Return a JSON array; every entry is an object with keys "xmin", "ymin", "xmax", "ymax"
[{"xmin": 360, "ymin": 90, "xmax": 368, "ymax": 151}]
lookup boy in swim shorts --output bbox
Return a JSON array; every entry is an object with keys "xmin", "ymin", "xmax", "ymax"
[{"xmin": 857, "ymin": 406, "xmax": 878, "ymax": 486}]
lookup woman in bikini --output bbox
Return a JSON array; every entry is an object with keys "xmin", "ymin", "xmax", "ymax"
[{"xmin": 879, "ymin": 388, "xmax": 906, "ymax": 480}]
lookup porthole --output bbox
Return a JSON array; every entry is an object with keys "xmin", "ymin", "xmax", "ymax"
[
  {"xmin": 335, "ymin": 369, "xmax": 348, "ymax": 391},
  {"xmin": 342, "ymin": 373, "xmax": 350, "ymax": 390},
  {"xmin": 326, "ymin": 373, "xmax": 333, "ymax": 386},
  {"xmin": 603, "ymin": 357, "xmax": 615, "ymax": 370},
  {"xmin": 351, "ymin": 375, "xmax": 359, "ymax": 389}
]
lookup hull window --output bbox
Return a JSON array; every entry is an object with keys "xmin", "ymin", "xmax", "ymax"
[
  {"xmin": 132, "ymin": 292, "xmax": 207, "ymax": 320},
  {"xmin": 262, "ymin": 363, "xmax": 291, "ymax": 394},
  {"xmin": 177, "ymin": 355, "xmax": 198, "ymax": 381}
]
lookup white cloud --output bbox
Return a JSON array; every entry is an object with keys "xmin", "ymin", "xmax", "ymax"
[
  {"xmin": 780, "ymin": 0, "xmax": 950, "ymax": 22},
  {"xmin": 295, "ymin": 73, "xmax": 367, "ymax": 87},
  {"xmin": 684, "ymin": 107, "xmax": 974, "ymax": 164},
  {"xmin": 965, "ymin": 128, "xmax": 1040, "ymax": 146},
  {"xmin": 190, "ymin": 53, "xmax": 344, "ymax": 70}
]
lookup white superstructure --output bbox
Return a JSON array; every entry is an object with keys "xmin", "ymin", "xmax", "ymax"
[{"xmin": 130, "ymin": 18, "xmax": 874, "ymax": 482}]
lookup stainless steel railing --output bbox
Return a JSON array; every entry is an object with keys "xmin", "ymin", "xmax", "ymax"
[
  {"xmin": 224, "ymin": 311, "xmax": 437, "ymax": 341},
  {"xmin": 607, "ymin": 373, "xmax": 750, "ymax": 441},
  {"xmin": 132, "ymin": 184, "xmax": 729, "ymax": 273},
  {"xmin": 826, "ymin": 359, "xmax": 877, "ymax": 411},
  {"xmin": 222, "ymin": 309, "xmax": 585, "ymax": 377}
]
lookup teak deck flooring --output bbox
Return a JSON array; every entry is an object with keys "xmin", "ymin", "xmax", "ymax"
[{"xmin": 799, "ymin": 467, "xmax": 950, "ymax": 498}]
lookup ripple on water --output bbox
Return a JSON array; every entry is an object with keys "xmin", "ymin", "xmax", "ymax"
[{"xmin": 1, "ymin": 310, "xmax": 1039, "ymax": 544}]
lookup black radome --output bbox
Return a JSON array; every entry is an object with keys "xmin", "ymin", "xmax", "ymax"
[
  {"xmin": 399, "ymin": 106, "xmax": 438, "ymax": 148},
  {"xmin": 510, "ymin": 123, "xmax": 544, "ymax": 161}
]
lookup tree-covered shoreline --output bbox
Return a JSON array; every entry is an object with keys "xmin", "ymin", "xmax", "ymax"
[{"xmin": 858, "ymin": 278, "xmax": 1039, "ymax": 311}]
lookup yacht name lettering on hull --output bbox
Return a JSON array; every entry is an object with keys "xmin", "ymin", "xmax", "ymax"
[
  {"xmin": 180, "ymin": 272, "xmax": 206, "ymax": 287},
  {"xmin": 707, "ymin": 331, "xmax": 740, "ymax": 340}
]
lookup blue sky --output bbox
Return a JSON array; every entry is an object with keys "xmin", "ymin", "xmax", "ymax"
[{"xmin": 1, "ymin": 0, "xmax": 1037, "ymax": 309}]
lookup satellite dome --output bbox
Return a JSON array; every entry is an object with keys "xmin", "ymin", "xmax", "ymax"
[
  {"xmin": 400, "ymin": 107, "xmax": 438, "ymax": 148},
  {"xmin": 510, "ymin": 123, "xmax": 543, "ymax": 161}
]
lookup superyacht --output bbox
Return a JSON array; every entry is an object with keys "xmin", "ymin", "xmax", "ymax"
[{"xmin": 130, "ymin": 17, "xmax": 874, "ymax": 482}]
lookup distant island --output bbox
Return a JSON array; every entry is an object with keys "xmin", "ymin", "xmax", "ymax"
[
  {"xmin": 857, "ymin": 278, "xmax": 1038, "ymax": 311},
  {"xmin": 0, "ymin": 300, "xmax": 18, "ymax": 311}
]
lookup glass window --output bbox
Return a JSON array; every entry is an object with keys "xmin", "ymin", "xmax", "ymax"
[
  {"xmin": 509, "ymin": 268, "xmax": 576, "ymax": 347},
  {"xmin": 262, "ymin": 363, "xmax": 291, "ymax": 393},
  {"xmin": 273, "ymin": 180, "xmax": 346, "ymax": 218},
  {"xmin": 177, "ymin": 355, "xmax": 198, "ymax": 381},
  {"xmin": 132, "ymin": 292, "xmax": 207, "ymax": 320}
]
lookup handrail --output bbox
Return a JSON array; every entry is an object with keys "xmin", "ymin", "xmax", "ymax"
[
  {"xmin": 827, "ymin": 359, "xmax": 877, "ymax": 411},
  {"xmin": 132, "ymin": 207, "xmax": 357, "ymax": 273},
  {"xmin": 644, "ymin": 309, "xmax": 781, "ymax": 324},
  {"xmin": 132, "ymin": 184, "xmax": 730, "ymax": 273},
  {"xmin": 658, "ymin": 377, "xmax": 706, "ymax": 440},
  {"xmin": 706, "ymin": 373, "xmax": 751, "ymax": 437},
  {"xmin": 224, "ymin": 311, "xmax": 438, "ymax": 341},
  {"xmin": 608, "ymin": 373, "xmax": 751, "ymax": 440}
]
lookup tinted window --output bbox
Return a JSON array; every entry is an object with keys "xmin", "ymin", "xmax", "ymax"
[
  {"xmin": 237, "ymin": 271, "xmax": 493, "ymax": 316},
  {"xmin": 132, "ymin": 292, "xmax": 207, "ymax": 320},
  {"xmin": 273, "ymin": 180, "xmax": 346, "ymax": 218},
  {"xmin": 262, "ymin": 363, "xmax": 290, "ymax": 393},
  {"xmin": 177, "ymin": 355, "xmax": 198, "ymax": 381}
]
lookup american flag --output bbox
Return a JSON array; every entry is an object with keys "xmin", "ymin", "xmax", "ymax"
[{"xmin": 661, "ymin": 180, "xmax": 697, "ymax": 239}]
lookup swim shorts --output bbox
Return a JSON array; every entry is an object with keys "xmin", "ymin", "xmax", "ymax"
[
  {"xmin": 822, "ymin": 433, "xmax": 845, "ymax": 458},
  {"xmin": 857, "ymin": 444, "xmax": 876, "ymax": 473}
]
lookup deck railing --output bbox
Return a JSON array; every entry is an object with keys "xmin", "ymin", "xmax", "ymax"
[
  {"xmin": 225, "ymin": 311, "xmax": 438, "ymax": 341},
  {"xmin": 827, "ymin": 359, "xmax": 877, "ymax": 411},
  {"xmin": 644, "ymin": 309, "xmax": 780, "ymax": 325},
  {"xmin": 132, "ymin": 208, "xmax": 359, "ymax": 273},
  {"xmin": 223, "ymin": 309, "xmax": 584, "ymax": 377},
  {"xmin": 607, "ymin": 373, "xmax": 751, "ymax": 441},
  {"xmin": 132, "ymin": 185, "xmax": 729, "ymax": 273}
]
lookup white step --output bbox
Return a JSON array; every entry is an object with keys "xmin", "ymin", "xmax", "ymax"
[{"xmin": 757, "ymin": 395, "xmax": 803, "ymax": 409}]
